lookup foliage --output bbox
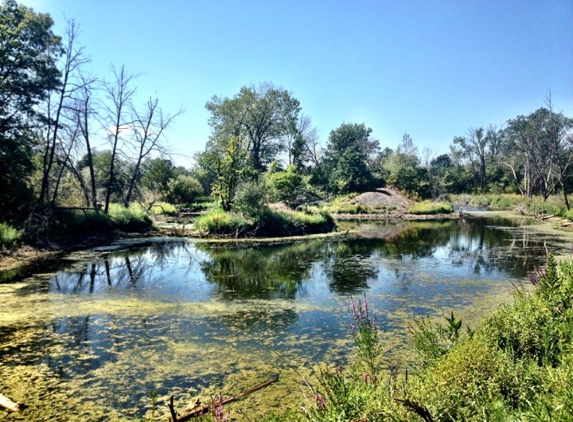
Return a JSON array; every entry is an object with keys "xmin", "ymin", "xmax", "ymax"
[
  {"xmin": 349, "ymin": 297, "xmax": 381, "ymax": 378},
  {"xmin": 383, "ymin": 134, "xmax": 430, "ymax": 199},
  {"xmin": 261, "ymin": 255, "xmax": 573, "ymax": 422},
  {"xmin": 321, "ymin": 123, "xmax": 379, "ymax": 194},
  {"xmin": 205, "ymin": 82, "xmax": 301, "ymax": 173},
  {"xmin": 166, "ymin": 175, "xmax": 204, "ymax": 205},
  {"xmin": 193, "ymin": 207, "xmax": 334, "ymax": 238},
  {"xmin": 149, "ymin": 202, "xmax": 177, "ymax": 216},
  {"xmin": 0, "ymin": 0, "xmax": 62, "ymax": 219},
  {"xmin": 233, "ymin": 179, "xmax": 269, "ymax": 219},
  {"xmin": 410, "ymin": 311, "xmax": 467, "ymax": 367},
  {"xmin": 106, "ymin": 204, "xmax": 153, "ymax": 232},
  {"xmin": 267, "ymin": 165, "xmax": 304, "ymax": 207},
  {"xmin": 203, "ymin": 136, "xmax": 249, "ymax": 211},
  {"xmin": 0, "ymin": 223, "xmax": 21, "ymax": 250},
  {"xmin": 193, "ymin": 208, "xmax": 249, "ymax": 235},
  {"xmin": 407, "ymin": 201, "xmax": 453, "ymax": 215}
]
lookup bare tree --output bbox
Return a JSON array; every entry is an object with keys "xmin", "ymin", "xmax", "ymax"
[
  {"xmin": 291, "ymin": 114, "xmax": 321, "ymax": 171},
  {"xmin": 123, "ymin": 97, "xmax": 181, "ymax": 206},
  {"xmin": 101, "ymin": 65, "xmax": 136, "ymax": 213},
  {"xmin": 39, "ymin": 19, "xmax": 90, "ymax": 205}
]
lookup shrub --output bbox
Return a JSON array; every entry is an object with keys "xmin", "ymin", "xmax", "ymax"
[
  {"xmin": 0, "ymin": 222, "xmax": 20, "ymax": 250},
  {"xmin": 167, "ymin": 175, "xmax": 204, "ymax": 205},
  {"xmin": 234, "ymin": 180, "xmax": 268, "ymax": 219}
]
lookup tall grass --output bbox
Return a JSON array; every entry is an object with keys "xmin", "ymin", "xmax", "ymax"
[
  {"xmin": 194, "ymin": 207, "xmax": 335, "ymax": 237},
  {"xmin": 407, "ymin": 201, "xmax": 453, "ymax": 215},
  {"xmin": 194, "ymin": 209, "xmax": 249, "ymax": 235}
]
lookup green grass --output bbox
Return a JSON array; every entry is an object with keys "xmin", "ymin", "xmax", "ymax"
[
  {"xmin": 194, "ymin": 208, "xmax": 250, "ymax": 235},
  {"xmin": 193, "ymin": 207, "xmax": 335, "ymax": 237},
  {"xmin": 407, "ymin": 201, "xmax": 453, "ymax": 215},
  {"xmin": 106, "ymin": 204, "xmax": 153, "ymax": 232},
  {"xmin": 149, "ymin": 202, "xmax": 178, "ymax": 216}
]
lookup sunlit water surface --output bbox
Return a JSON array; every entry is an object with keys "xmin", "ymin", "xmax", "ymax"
[{"xmin": 1, "ymin": 214, "xmax": 572, "ymax": 421}]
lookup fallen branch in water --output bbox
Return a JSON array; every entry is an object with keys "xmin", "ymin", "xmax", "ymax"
[
  {"xmin": 0, "ymin": 393, "xmax": 27, "ymax": 413},
  {"xmin": 167, "ymin": 375, "xmax": 279, "ymax": 422}
]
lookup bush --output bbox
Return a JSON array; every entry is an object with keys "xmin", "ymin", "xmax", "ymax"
[
  {"xmin": 234, "ymin": 180, "xmax": 268, "ymax": 219},
  {"xmin": 167, "ymin": 175, "xmax": 204, "ymax": 205},
  {"xmin": 193, "ymin": 207, "xmax": 335, "ymax": 237},
  {"xmin": 0, "ymin": 222, "xmax": 20, "ymax": 250}
]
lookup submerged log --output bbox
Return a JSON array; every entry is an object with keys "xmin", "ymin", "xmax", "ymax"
[
  {"xmin": 168, "ymin": 375, "xmax": 279, "ymax": 422},
  {"xmin": 0, "ymin": 393, "xmax": 26, "ymax": 413}
]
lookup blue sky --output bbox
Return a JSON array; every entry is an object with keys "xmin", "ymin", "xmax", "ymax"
[{"xmin": 20, "ymin": 0, "xmax": 573, "ymax": 167}]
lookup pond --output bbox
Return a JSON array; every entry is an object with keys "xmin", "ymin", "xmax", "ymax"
[{"xmin": 1, "ymin": 213, "xmax": 572, "ymax": 421}]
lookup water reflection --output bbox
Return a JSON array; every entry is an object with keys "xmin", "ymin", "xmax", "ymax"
[{"xmin": 2, "ymin": 215, "xmax": 571, "ymax": 420}]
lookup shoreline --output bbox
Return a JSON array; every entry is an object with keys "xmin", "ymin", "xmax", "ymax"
[{"xmin": 1, "ymin": 209, "xmax": 570, "ymax": 282}]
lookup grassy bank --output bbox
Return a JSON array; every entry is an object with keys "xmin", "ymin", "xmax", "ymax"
[
  {"xmin": 1, "ymin": 204, "xmax": 153, "ymax": 251},
  {"xmin": 194, "ymin": 207, "xmax": 336, "ymax": 237}
]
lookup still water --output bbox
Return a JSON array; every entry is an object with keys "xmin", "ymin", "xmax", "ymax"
[{"xmin": 1, "ymin": 214, "xmax": 571, "ymax": 421}]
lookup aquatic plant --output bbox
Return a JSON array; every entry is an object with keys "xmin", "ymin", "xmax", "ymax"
[{"xmin": 349, "ymin": 296, "xmax": 381, "ymax": 379}]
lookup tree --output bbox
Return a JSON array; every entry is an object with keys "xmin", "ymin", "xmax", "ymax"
[
  {"xmin": 123, "ymin": 97, "xmax": 180, "ymax": 206},
  {"xmin": 267, "ymin": 164, "xmax": 304, "ymax": 207},
  {"xmin": 205, "ymin": 82, "xmax": 301, "ymax": 174},
  {"xmin": 202, "ymin": 135, "xmax": 249, "ymax": 211},
  {"xmin": 0, "ymin": 0, "xmax": 62, "ymax": 218},
  {"xmin": 141, "ymin": 157, "xmax": 176, "ymax": 198},
  {"xmin": 384, "ymin": 134, "xmax": 429, "ymax": 198},
  {"xmin": 101, "ymin": 65, "xmax": 136, "ymax": 213},
  {"xmin": 451, "ymin": 126, "xmax": 501, "ymax": 192},
  {"xmin": 322, "ymin": 123, "xmax": 379, "ymax": 194},
  {"xmin": 38, "ymin": 19, "xmax": 89, "ymax": 205},
  {"xmin": 503, "ymin": 107, "xmax": 573, "ymax": 200}
]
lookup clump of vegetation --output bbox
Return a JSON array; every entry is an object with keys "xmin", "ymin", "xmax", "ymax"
[
  {"xmin": 407, "ymin": 201, "xmax": 453, "ymax": 215},
  {"xmin": 106, "ymin": 204, "xmax": 153, "ymax": 232},
  {"xmin": 193, "ymin": 205, "xmax": 335, "ymax": 237},
  {"xmin": 0, "ymin": 222, "xmax": 21, "ymax": 250},
  {"xmin": 149, "ymin": 202, "xmax": 178, "ymax": 216},
  {"xmin": 194, "ymin": 208, "xmax": 250, "ymax": 236}
]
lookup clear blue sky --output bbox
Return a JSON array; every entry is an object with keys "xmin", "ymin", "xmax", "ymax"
[{"xmin": 20, "ymin": 0, "xmax": 573, "ymax": 167}]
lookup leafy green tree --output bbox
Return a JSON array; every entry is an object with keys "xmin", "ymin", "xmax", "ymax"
[
  {"xmin": 322, "ymin": 123, "xmax": 379, "ymax": 194},
  {"xmin": 504, "ymin": 106, "xmax": 573, "ymax": 201},
  {"xmin": 202, "ymin": 135, "xmax": 249, "ymax": 211},
  {"xmin": 0, "ymin": 0, "xmax": 62, "ymax": 219},
  {"xmin": 205, "ymin": 82, "xmax": 301, "ymax": 174},
  {"xmin": 141, "ymin": 158, "xmax": 176, "ymax": 197},
  {"xmin": 384, "ymin": 134, "xmax": 429, "ymax": 198}
]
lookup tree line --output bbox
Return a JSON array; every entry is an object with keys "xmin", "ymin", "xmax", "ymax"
[
  {"xmin": 196, "ymin": 83, "xmax": 573, "ymax": 212},
  {"xmin": 2, "ymin": 0, "xmax": 573, "ymax": 225}
]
